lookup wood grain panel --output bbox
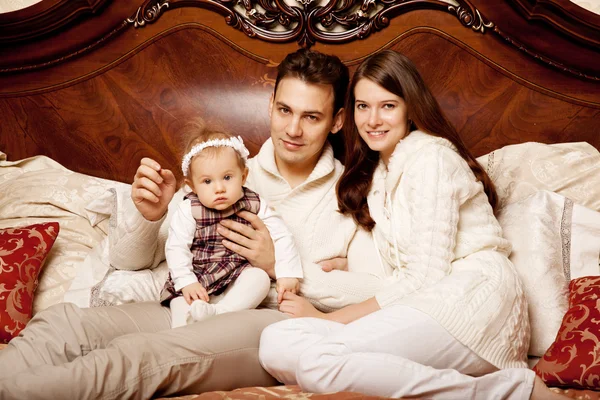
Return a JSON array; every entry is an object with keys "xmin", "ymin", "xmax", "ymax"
[
  {"xmin": 1, "ymin": 18, "xmax": 598, "ymax": 183},
  {"xmin": 1, "ymin": 28, "xmax": 274, "ymax": 183},
  {"xmin": 386, "ymin": 33, "xmax": 598, "ymax": 156},
  {"xmin": 2, "ymin": 9, "xmax": 599, "ymax": 105}
]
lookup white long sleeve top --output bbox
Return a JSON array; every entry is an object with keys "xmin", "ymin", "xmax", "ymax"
[
  {"xmin": 166, "ymin": 194, "xmax": 303, "ymax": 292},
  {"xmin": 109, "ymin": 138, "xmax": 387, "ymax": 311},
  {"xmin": 367, "ymin": 130, "xmax": 530, "ymax": 369}
]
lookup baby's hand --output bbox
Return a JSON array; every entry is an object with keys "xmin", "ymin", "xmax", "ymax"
[
  {"xmin": 181, "ymin": 282, "xmax": 209, "ymax": 304},
  {"xmin": 276, "ymin": 277, "xmax": 300, "ymax": 304}
]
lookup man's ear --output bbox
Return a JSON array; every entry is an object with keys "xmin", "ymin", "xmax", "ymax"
[
  {"xmin": 330, "ymin": 108, "xmax": 345, "ymax": 134},
  {"xmin": 241, "ymin": 167, "xmax": 249, "ymax": 185},
  {"xmin": 268, "ymin": 93, "xmax": 274, "ymax": 119}
]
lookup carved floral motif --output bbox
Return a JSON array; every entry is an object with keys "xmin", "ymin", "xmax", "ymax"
[
  {"xmin": 128, "ymin": 0, "xmax": 486, "ymax": 47},
  {"xmin": 534, "ymin": 276, "xmax": 600, "ymax": 389},
  {"xmin": 0, "ymin": 223, "xmax": 59, "ymax": 343}
]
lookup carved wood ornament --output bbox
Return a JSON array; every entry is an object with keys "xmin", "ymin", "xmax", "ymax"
[
  {"xmin": 126, "ymin": 0, "xmax": 489, "ymax": 46},
  {"xmin": 0, "ymin": 0, "xmax": 598, "ymax": 80},
  {"xmin": 125, "ymin": 0, "xmax": 599, "ymax": 80}
]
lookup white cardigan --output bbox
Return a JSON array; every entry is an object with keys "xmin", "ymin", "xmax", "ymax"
[
  {"xmin": 109, "ymin": 138, "xmax": 386, "ymax": 311},
  {"xmin": 368, "ymin": 130, "xmax": 530, "ymax": 369}
]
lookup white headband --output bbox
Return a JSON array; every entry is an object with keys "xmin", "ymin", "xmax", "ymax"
[{"xmin": 181, "ymin": 136, "xmax": 250, "ymax": 176}]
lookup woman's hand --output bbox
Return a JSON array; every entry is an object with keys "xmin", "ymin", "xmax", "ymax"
[
  {"xmin": 131, "ymin": 158, "xmax": 177, "ymax": 222},
  {"xmin": 319, "ymin": 257, "xmax": 348, "ymax": 272},
  {"xmin": 278, "ymin": 292, "xmax": 325, "ymax": 319},
  {"xmin": 181, "ymin": 282, "xmax": 209, "ymax": 304},
  {"xmin": 218, "ymin": 210, "xmax": 276, "ymax": 278}
]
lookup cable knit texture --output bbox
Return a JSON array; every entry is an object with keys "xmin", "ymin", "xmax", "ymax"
[
  {"xmin": 109, "ymin": 138, "xmax": 387, "ymax": 311},
  {"xmin": 369, "ymin": 130, "xmax": 530, "ymax": 370}
]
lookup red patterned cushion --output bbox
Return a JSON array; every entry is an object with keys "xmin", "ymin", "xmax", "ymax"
[
  {"xmin": 0, "ymin": 222, "xmax": 59, "ymax": 343},
  {"xmin": 534, "ymin": 276, "xmax": 600, "ymax": 389}
]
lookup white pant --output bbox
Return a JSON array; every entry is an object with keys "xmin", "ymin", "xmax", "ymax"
[
  {"xmin": 259, "ymin": 305, "xmax": 535, "ymax": 399},
  {"xmin": 170, "ymin": 267, "xmax": 270, "ymax": 328}
]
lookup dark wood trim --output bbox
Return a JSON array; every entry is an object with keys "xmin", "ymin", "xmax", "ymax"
[
  {"xmin": 1, "ymin": 0, "xmax": 599, "ymax": 83},
  {"xmin": 508, "ymin": 0, "xmax": 600, "ymax": 47},
  {"xmin": 0, "ymin": 1, "xmax": 141, "ymax": 72},
  {"xmin": 0, "ymin": 0, "xmax": 111, "ymax": 44},
  {"xmin": 493, "ymin": 25, "xmax": 599, "ymax": 81},
  {"xmin": 0, "ymin": 23, "xmax": 271, "ymax": 97},
  {"xmin": 3, "ymin": 22, "xmax": 598, "ymax": 111},
  {"xmin": 471, "ymin": 0, "xmax": 600, "ymax": 78}
]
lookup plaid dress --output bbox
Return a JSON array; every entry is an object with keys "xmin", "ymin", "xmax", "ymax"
[{"xmin": 160, "ymin": 187, "xmax": 261, "ymax": 304}]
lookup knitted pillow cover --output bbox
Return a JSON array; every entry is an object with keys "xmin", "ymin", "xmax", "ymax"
[
  {"xmin": 534, "ymin": 276, "xmax": 600, "ymax": 390},
  {"xmin": 0, "ymin": 222, "xmax": 59, "ymax": 343}
]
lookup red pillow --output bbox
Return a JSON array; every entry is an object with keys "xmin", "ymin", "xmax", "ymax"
[
  {"xmin": 0, "ymin": 222, "xmax": 59, "ymax": 343},
  {"xmin": 534, "ymin": 276, "xmax": 600, "ymax": 389}
]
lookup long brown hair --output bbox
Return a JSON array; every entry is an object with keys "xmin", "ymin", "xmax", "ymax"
[{"xmin": 337, "ymin": 50, "xmax": 497, "ymax": 231}]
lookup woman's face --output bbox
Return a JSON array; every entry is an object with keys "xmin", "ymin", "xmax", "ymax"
[{"xmin": 353, "ymin": 78, "xmax": 409, "ymax": 165}]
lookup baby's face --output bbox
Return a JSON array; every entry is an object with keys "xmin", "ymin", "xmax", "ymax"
[{"xmin": 187, "ymin": 148, "xmax": 247, "ymax": 212}]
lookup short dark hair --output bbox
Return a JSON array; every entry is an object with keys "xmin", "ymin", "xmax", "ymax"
[{"xmin": 275, "ymin": 49, "xmax": 349, "ymax": 115}]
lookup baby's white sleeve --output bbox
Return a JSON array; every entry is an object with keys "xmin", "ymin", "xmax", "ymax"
[
  {"xmin": 258, "ymin": 197, "xmax": 304, "ymax": 279},
  {"xmin": 165, "ymin": 200, "xmax": 199, "ymax": 291}
]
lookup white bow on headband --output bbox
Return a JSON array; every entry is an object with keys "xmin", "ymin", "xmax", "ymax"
[{"xmin": 181, "ymin": 136, "xmax": 250, "ymax": 176}]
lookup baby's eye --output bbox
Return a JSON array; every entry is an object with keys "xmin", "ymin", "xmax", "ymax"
[
  {"xmin": 224, "ymin": 175, "xmax": 232, "ymax": 181},
  {"xmin": 203, "ymin": 179, "xmax": 211, "ymax": 184}
]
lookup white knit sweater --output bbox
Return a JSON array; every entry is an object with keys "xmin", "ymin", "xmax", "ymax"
[
  {"xmin": 368, "ymin": 130, "xmax": 530, "ymax": 369},
  {"xmin": 109, "ymin": 138, "xmax": 386, "ymax": 311}
]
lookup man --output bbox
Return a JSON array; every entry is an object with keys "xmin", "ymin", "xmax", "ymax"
[{"xmin": 0, "ymin": 49, "xmax": 385, "ymax": 399}]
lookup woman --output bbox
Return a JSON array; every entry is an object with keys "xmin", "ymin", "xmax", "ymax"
[{"xmin": 259, "ymin": 50, "xmax": 565, "ymax": 400}]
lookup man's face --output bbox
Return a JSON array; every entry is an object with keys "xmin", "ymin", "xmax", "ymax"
[{"xmin": 269, "ymin": 77, "xmax": 343, "ymax": 176}]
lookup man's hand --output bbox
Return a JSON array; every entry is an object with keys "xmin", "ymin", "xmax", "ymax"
[
  {"xmin": 181, "ymin": 282, "xmax": 209, "ymax": 305},
  {"xmin": 276, "ymin": 277, "xmax": 300, "ymax": 304},
  {"xmin": 218, "ymin": 210, "xmax": 276, "ymax": 278},
  {"xmin": 319, "ymin": 257, "xmax": 348, "ymax": 272},
  {"xmin": 278, "ymin": 292, "xmax": 324, "ymax": 319},
  {"xmin": 131, "ymin": 157, "xmax": 177, "ymax": 222}
]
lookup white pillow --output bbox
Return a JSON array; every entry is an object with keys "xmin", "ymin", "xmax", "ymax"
[
  {"xmin": 497, "ymin": 190, "xmax": 600, "ymax": 357},
  {"xmin": 477, "ymin": 142, "xmax": 600, "ymax": 211},
  {"xmin": 66, "ymin": 186, "xmax": 183, "ymax": 307},
  {"xmin": 0, "ymin": 152, "xmax": 126, "ymax": 314},
  {"xmin": 96, "ymin": 266, "xmax": 168, "ymax": 305}
]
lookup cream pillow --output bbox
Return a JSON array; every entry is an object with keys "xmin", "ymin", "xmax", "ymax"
[
  {"xmin": 0, "ymin": 152, "xmax": 127, "ymax": 314},
  {"xmin": 497, "ymin": 190, "xmax": 600, "ymax": 357},
  {"xmin": 477, "ymin": 142, "xmax": 600, "ymax": 211},
  {"xmin": 65, "ymin": 186, "xmax": 181, "ymax": 307}
]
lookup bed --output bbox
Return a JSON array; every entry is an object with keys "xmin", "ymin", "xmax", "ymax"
[{"xmin": 1, "ymin": 0, "xmax": 600, "ymax": 398}]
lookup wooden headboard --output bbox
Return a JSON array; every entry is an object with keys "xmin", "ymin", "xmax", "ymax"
[{"xmin": 1, "ymin": 0, "xmax": 599, "ymax": 183}]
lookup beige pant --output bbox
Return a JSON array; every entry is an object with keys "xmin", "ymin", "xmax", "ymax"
[{"xmin": 0, "ymin": 302, "xmax": 286, "ymax": 399}]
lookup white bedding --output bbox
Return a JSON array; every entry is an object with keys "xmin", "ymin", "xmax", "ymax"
[{"xmin": 1, "ymin": 140, "xmax": 599, "ymax": 315}]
